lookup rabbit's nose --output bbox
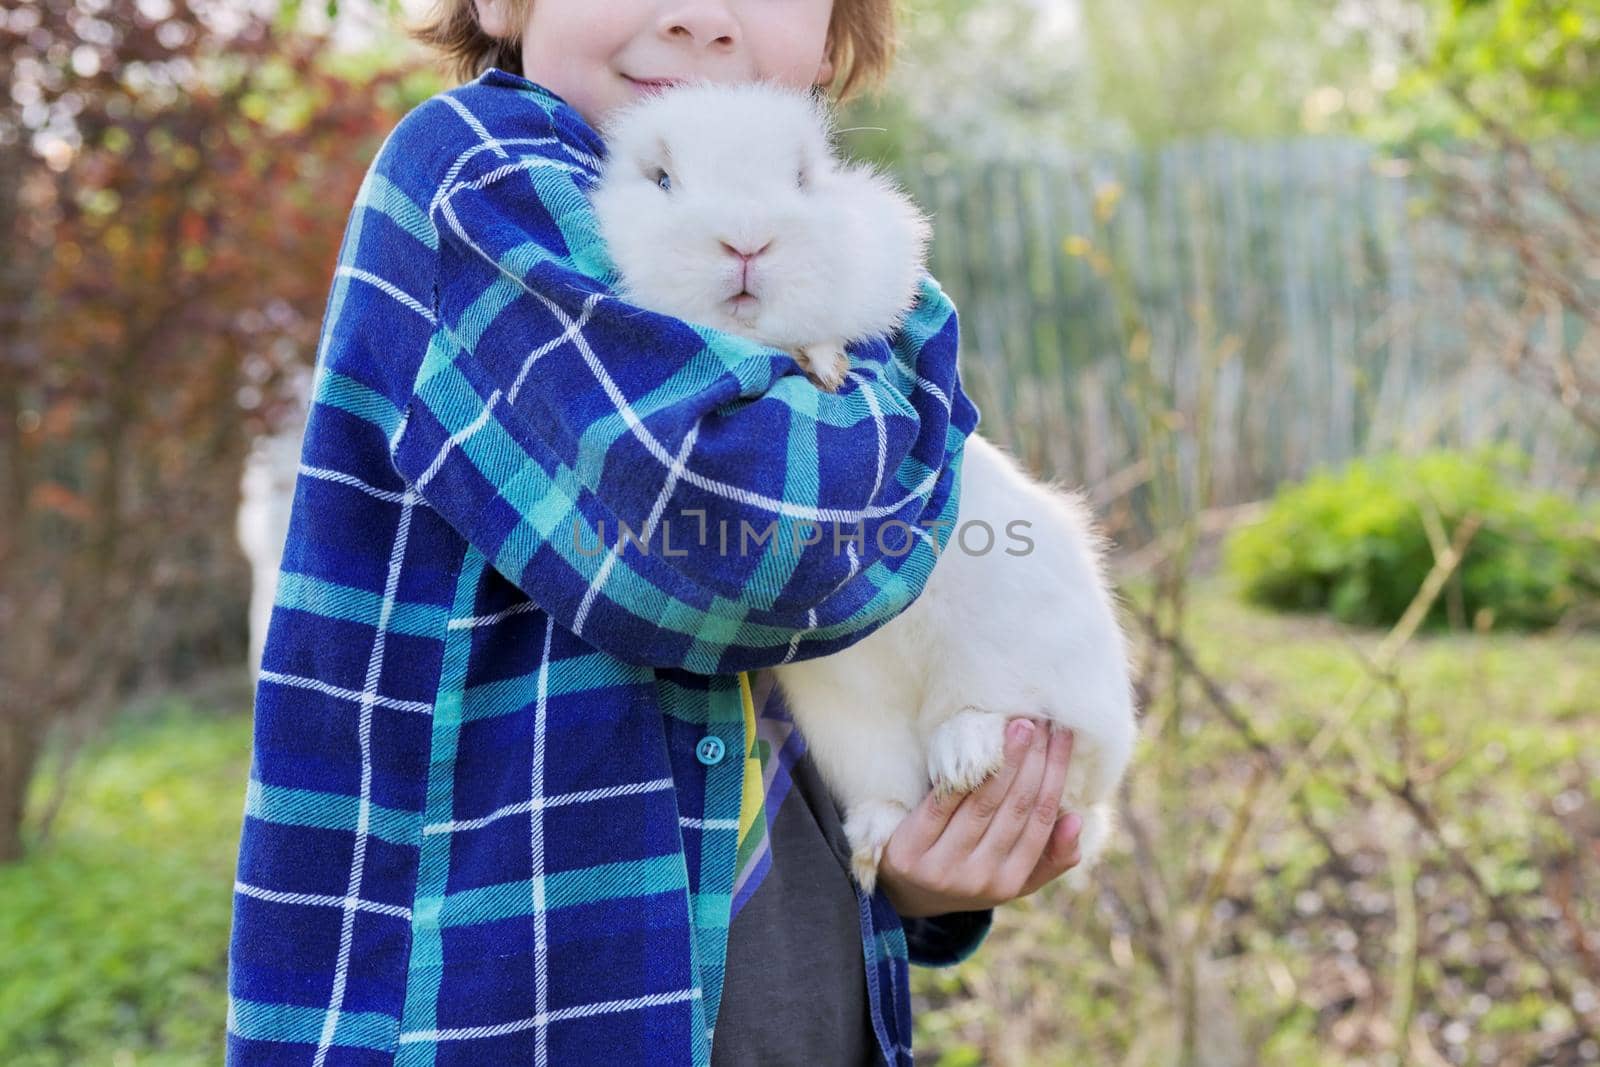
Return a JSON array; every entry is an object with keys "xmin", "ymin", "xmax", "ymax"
[{"xmin": 720, "ymin": 240, "xmax": 772, "ymax": 263}]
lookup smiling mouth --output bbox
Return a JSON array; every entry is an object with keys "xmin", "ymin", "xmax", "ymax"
[{"xmin": 624, "ymin": 75, "xmax": 684, "ymax": 97}]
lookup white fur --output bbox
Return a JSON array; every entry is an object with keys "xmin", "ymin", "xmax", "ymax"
[
  {"xmin": 590, "ymin": 82, "xmax": 1138, "ymax": 893},
  {"xmin": 778, "ymin": 438, "xmax": 1137, "ymax": 892},
  {"xmin": 590, "ymin": 80, "xmax": 930, "ymax": 390},
  {"xmin": 237, "ymin": 371, "xmax": 309, "ymax": 682}
]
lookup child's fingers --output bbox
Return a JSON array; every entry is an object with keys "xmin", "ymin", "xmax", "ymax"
[
  {"xmin": 972, "ymin": 722, "xmax": 1059, "ymax": 865},
  {"xmin": 892, "ymin": 718, "xmax": 1033, "ymax": 860},
  {"xmin": 993, "ymin": 727, "xmax": 1075, "ymax": 890},
  {"xmin": 1019, "ymin": 810, "xmax": 1084, "ymax": 897},
  {"xmin": 890, "ymin": 778, "xmax": 969, "ymax": 858},
  {"xmin": 929, "ymin": 718, "xmax": 1040, "ymax": 862}
]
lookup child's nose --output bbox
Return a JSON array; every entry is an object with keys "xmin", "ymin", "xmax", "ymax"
[{"xmin": 661, "ymin": 2, "xmax": 738, "ymax": 51}]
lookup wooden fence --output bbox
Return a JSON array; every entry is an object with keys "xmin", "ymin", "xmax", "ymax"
[{"xmin": 901, "ymin": 136, "xmax": 1598, "ymax": 531}]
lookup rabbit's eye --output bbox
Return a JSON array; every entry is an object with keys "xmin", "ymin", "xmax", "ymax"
[{"xmin": 653, "ymin": 168, "xmax": 672, "ymax": 192}]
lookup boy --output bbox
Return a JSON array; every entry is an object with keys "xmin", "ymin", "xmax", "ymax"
[{"xmin": 226, "ymin": 1, "xmax": 1085, "ymax": 1064}]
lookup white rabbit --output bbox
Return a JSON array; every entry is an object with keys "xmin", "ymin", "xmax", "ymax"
[
  {"xmin": 237, "ymin": 367, "xmax": 310, "ymax": 683},
  {"xmin": 235, "ymin": 367, "xmax": 310, "ymax": 684},
  {"xmin": 588, "ymin": 80, "xmax": 1138, "ymax": 893},
  {"xmin": 588, "ymin": 81, "xmax": 927, "ymax": 392}
]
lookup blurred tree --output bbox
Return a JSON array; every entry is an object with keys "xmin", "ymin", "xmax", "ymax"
[
  {"xmin": 837, "ymin": 0, "xmax": 1383, "ymax": 168},
  {"xmin": 1371, "ymin": 0, "xmax": 1600, "ymax": 142},
  {"xmin": 0, "ymin": 1, "xmax": 415, "ymax": 862},
  {"xmin": 1077, "ymin": 0, "xmax": 1384, "ymax": 146},
  {"xmin": 1374, "ymin": 0, "xmax": 1600, "ymax": 462},
  {"xmin": 837, "ymin": 0, "xmax": 1089, "ymax": 168},
  {"xmin": 842, "ymin": 0, "xmax": 1598, "ymax": 161}
]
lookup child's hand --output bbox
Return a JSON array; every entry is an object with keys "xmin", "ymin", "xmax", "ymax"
[{"xmin": 877, "ymin": 720, "xmax": 1084, "ymax": 919}]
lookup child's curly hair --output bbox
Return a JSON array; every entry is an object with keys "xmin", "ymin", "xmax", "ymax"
[{"xmin": 409, "ymin": 0, "xmax": 898, "ymax": 104}]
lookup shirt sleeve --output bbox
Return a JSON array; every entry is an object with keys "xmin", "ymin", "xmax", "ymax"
[
  {"xmin": 901, "ymin": 909, "xmax": 994, "ymax": 968},
  {"xmin": 386, "ymin": 138, "xmax": 981, "ymax": 675}
]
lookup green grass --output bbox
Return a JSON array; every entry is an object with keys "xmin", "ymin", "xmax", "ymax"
[
  {"xmin": 2, "ymin": 576, "xmax": 1595, "ymax": 1064},
  {"xmin": 911, "ymin": 571, "xmax": 1600, "ymax": 1065},
  {"xmin": 0, "ymin": 697, "xmax": 252, "ymax": 1066}
]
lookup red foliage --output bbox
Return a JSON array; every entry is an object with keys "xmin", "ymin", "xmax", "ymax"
[{"xmin": 0, "ymin": 0, "xmax": 416, "ymax": 859}]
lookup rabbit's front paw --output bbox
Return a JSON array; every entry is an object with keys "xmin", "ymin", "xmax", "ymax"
[
  {"xmin": 796, "ymin": 342, "xmax": 850, "ymax": 392},
  {"xmin": 926, "ymin": 708, "xmax": 1010, "ymax": 796},
  {"xmin": 844, "ymin": 799, "xmax": 910, "ymax": 894}
]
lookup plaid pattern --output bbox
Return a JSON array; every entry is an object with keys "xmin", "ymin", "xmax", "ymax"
[
  {"xmin": 733, "ymin": 670, "xmax": 995, "ymax": 1066},
  {"xmin": 729, "ymin": 672, "xmax": 770, "ymax": 905},
  {"xmin": 728, "ymin": 671, "xmax": 792, "ymax": 917},
  {"xmin": 226, "ymin": 67, "xmax": 983, "ymax": 1067}
]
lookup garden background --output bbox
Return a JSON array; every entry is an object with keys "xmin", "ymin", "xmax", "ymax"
[{"xmin": 2, "ymin": 0, "xmax": 1598, "ymax": 1063}]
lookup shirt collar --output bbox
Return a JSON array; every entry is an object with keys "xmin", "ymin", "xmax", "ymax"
[{"xmin": 477, "ymin": 67, "xmax": 607, "ymax": 160}]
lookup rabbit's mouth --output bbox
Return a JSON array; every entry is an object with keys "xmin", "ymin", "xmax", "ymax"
[{"xmin": 727, "ymin": 293, "xmax": 760, "ymax": 320}]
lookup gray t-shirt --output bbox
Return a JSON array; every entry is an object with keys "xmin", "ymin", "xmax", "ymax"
[{"xmin": 711, "ymin": 731, "xmax": 878, "ymax": 1065}]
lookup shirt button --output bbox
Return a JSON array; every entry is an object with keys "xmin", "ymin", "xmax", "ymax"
[{"xmin": 695, "ymin": 736, "xmax": 726, "ymax": 766}]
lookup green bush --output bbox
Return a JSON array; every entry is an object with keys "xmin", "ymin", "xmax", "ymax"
[{"xmin": 1224, "ymin": 448, "xmax": 1600, "ymax": 630}]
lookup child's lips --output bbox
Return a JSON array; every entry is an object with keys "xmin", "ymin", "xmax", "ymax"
[{"xmin": 625, "ymin": 76, "xmax": 683, "ymax": 98}]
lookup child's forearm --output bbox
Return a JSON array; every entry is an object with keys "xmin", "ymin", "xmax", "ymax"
[{"xmin": 386, "ymin": 137, "xmax": 978, "ymax": 674}]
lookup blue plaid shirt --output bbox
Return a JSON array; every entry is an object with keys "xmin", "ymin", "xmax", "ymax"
[{"xmin": 226, "ymin": 67, "xmax": 986, "ymax": 1066}]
